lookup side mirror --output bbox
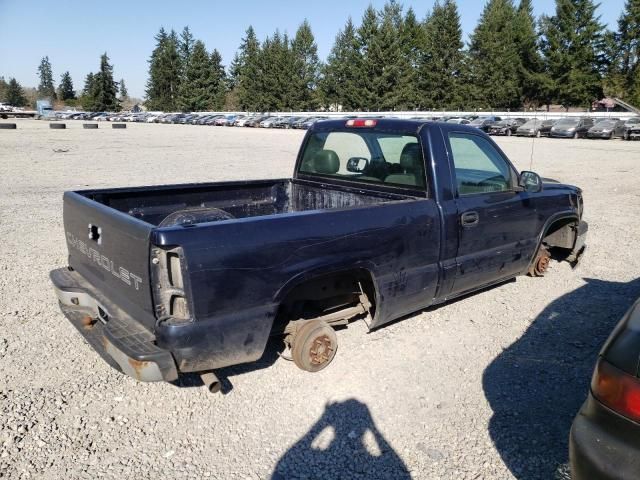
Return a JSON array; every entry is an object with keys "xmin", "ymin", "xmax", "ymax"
[
  {"xmin": 519, "ymin": 171, "xmax": 543, "ymax": 193},
  {"xmin": 346, "ymin": 157, "xmax": 369, "ymax": 173}
]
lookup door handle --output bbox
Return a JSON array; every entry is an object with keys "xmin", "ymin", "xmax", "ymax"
[{"xmin": 461, "ymin": 211, "xmax": 479, "ymax": 227}]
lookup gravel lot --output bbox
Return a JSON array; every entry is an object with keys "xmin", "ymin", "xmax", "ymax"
[{"xmin": 1, "ymin": 119, "xmax": 640, "ymax": 480}]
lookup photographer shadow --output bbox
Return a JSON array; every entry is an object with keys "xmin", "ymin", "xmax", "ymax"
[
  {"xmin": 483, "ymin": 277, "xmax": 640, "ymax": 479},
  {"xmin": 271, "ymin": 398, "xmax": 410, "ymax": 480}
]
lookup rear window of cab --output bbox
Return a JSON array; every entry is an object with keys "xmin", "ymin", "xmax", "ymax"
[{"xmin": 298, "ymin": 130, "xmax": 425, "ymax": 189}]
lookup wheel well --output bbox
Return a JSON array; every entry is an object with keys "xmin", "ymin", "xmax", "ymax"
[
  {"xmin": 273, "ymin": 269, "xmax": 377, "ymax": 333},
  {"xmin": 542, "ymin": 217, "xmax": 579, "ymax": 251}
]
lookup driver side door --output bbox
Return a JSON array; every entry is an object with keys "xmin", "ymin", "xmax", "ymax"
[{"xmin": 446, "ymin": 131, "xmax": 541, "ymax": 296}]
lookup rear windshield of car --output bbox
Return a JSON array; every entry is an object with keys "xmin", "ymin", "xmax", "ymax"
[
  {"xmin": 298, "ymin": 130, "xmax": 425, "ymax": 189},
  {"xmin": 521, "ymin": 120, "xmax": 541, "ymax": 128},
  {"xmin": 555, "ymin": 118, "xmax": 579, "ymax": 127}
]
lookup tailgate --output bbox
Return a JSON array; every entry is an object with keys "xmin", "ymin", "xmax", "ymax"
[{"xmin": 63, "ymin": 191, "xmax": 156, "ymax": 328}]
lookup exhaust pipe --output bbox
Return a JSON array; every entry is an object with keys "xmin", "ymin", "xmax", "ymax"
[{"xmin": 200, "ymin": 371, "xmax": 222, "ymax": 394}]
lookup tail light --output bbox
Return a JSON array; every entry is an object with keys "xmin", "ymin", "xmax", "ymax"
[
  {"xmin": 591, "ymin": 359, "xmax": 640, "ymax": 423},
  {"xmin": 346, "ymin": 119, "xmax": 377, "ymax": 127},
  {"xmin": 151, "ymin": 246, "xmax": 191, "ymax": 324}
]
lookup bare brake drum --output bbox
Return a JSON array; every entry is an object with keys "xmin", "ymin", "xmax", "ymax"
[{"xmin": 287, "ymin": 319, "xmax": 338, "ymax": 372}]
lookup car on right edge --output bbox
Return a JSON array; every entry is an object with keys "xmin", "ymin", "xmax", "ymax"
[{"xmin": 570, "ymin": 298, "xmax": 640, "ymax": 479}]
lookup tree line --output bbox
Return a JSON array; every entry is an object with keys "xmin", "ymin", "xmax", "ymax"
[
  {"xmin": 0, "ymin": 53, "xmax": 128, "ymax": 111},
  {"xmin": 1, "ymin": 0, "xmax": 638, "ymax": 112},
  {"xmin": 144, "ymin": 0, "xmax": 640, "ymax": 112}
]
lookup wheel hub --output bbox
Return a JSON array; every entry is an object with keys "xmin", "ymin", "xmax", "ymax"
[
  {"xmin": 309, "ymin": 334, "xmax": 334, "ymax": 365},
  {"xmin": 536, "ymin": 255, "xmax": 550, "ymax": 274}
]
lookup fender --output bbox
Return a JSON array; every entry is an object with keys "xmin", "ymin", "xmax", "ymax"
[{"xmin": 525, "ymin": 210, "xmax": 579, "ymax": 273}]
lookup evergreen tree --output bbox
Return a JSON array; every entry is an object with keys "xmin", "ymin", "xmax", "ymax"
[
  {"xmin": 374, "ymin": 1, "xmax": 412, "ymax": 110},
  {"xmin": 356, "ymin": 5, "xmax": 382, "ymax": 110},
  {"xmin": 119, "ymin": 79, "xmax": 128, "ymax": 100},
  {"xmin": 421, "ymin": 0, "xmax": 465, "ymax": 109},
  {"xmin": 209, "ymin": 49, "xmax": 227, "ymax": 110},
  {"xmin": 0, "ymin": 76, "xmax": 8, "ymax": 102},
  {"xmin": 398, "ymin": 8, "xmax": 424, "ymax": 110},
  {"xmin": 6, "ymin": 78, "xmax": 27, "ymax": 107},
  {"xmin": 92, "ymin": 53, "xmax": 120, "ymax": 111},
  {"xmin": 468, "ymin": 0, "xmax": 521, "ymax": 109},
  {"xmin": 146, "ymin": 28, "xmax": 181, "ymax": 111},
  {"xmin": 291, "ymin": 20, "xmax": 320, "ymax": 110},
  {"xmin": 234, "ymin": 26, "xmax": 262, "ymax": 111},
  {"xmin": 617, "ymin": 0, "xmax": 640, "ymax": 105},
  {"xmin": 81, "ymin": 72, "xmax": 97, "ymax": 110},
  {"xmin": 514, "ymin": 0, "xmax": 546, "ymax": 107},
  {"xmin": 58, "ymin": 71, "xmax": 76, "ymax": 101},
  {"xmin": 178, "ymin": 40, "xmax": 215, "ymax": 111},
  {"xmin": 37, "ymin": 56, "xmax": 57, "ymax": 100},
  {"xmin": 540, "ymin": 0, "xmax": 605, "ymax": 109},
  {"xmin": 319, "ymin": 18, "xmax": 362, "ymax": 110},
  {"xmin": 179, "ymin": 26, "xmax": 195, "ymax": 70},
  {"xmin": 257, "ymin": 31, "xmax": 289, "ymax": 111}
]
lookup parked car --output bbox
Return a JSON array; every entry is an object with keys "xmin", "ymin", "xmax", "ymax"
[
  {"xmin": 245, "ymin": 115, "xmax": 268, "ymax": 127},
  {"xmin": 550, "ymin": 117, "xmax": 595, "ymax": 139},
  {"xmin": 515, "ymin": 119, "xmax": 556, "ymax": 137},
  {"xmin": 586, "ymin": 119, "xmax": 626, "ymax": 139},
  {"xmin": 628, "ymin": 123, "xmax": 640, "ymax": 140},
  {"xmin": 275, "ymin": 117, "xmax": 299, "ymax": 128},
  {"xmin": 570, "ymin": 298, "xmax": 640, "ymax": 479},
  {"xmin": 292, "ymin": 117, "xmax": 312, "ymax": 129},
  {"xmin": 260, "ymin": 116, "xmax": 282, "ymax": 128},
  {"xmin": 300, "ymin": 116, "xmax": 328, "ymax": 129},
  {"xmin": 50, "ymin": 118, "xmax": 586, "ymax": 391},
  {"xmin": 469, "ymin": 116, "xmax": 502, "ymax": 132},
  {"xmin": 204, "ymin": 115, "xmax": 224, "ymax": 126},
  {"xmin": 487, "ymin": 118, "xmax": 528, "ymax": 136},
  {"xmin": 620, "ymin": 117, "xmax": 640, "ymax": 140}
]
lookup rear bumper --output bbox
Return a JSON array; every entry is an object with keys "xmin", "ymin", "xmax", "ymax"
[
  {"xmin": 50, "ymin": 267, "xmax": 178, "ymax": 382},
  {"xmin": 570, "ymin": 394, "xmax": 640, "ymax": 480}
]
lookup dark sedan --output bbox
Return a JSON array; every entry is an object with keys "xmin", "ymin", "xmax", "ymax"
[
  {"xmin": 587, "ymin": 119, "xmax": 625, "ymax": 139},
  {"xmin": 550, "ymin": 117, "xmax": 595, "ymax": 139},
  {"xmin": 620, "ymin": 117, "xmax": 640, "ymax": 140},
  {"xmin": 571, "ymin": 298, "xmax": 640, "ymax": 479},
  {"xmin": 469, "ymin": 116, "xmax": 501, "ymax": 132},
  {"xmin": 487, "ymin": 118, "xmax": 528, "ymax": 136}
]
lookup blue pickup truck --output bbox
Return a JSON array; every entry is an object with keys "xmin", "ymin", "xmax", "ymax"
[{"xmin": 50, "ymin": 118, "xmax": 587, "ymax": 391}]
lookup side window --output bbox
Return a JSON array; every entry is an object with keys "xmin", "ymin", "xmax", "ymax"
[{"xmin": 448, "ymin": 133, "xmax": 513, "ymax": 196}]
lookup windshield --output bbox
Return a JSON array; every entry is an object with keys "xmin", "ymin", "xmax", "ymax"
[
  {"xmin": 470, "ymin": 118, "xmax": 488, "ymax": 125},
  {"xmin": 495, "ymin": 120, "xmax": 510, "ymax": 126},
  {"xmin": 555, "ymin": 118, "xmax": 579, "ymax": 127},
  {"xmin": 521, "ymin": 120, "xmax": 541, "ymax": 128},
  {"xmin": 298, "ymin": 130, "xmax": 425, "ymax": 189},
  {"xmin": 626, "ymin": 117, "xmax": 640, "ymax": 125},
  {"xmin": 595, "ymin": 120, "xmax": 616, "ymax": 127}
]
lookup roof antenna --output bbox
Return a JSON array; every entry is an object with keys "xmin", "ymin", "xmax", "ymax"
[{"xmin": 529, "ymin": 109, "xmax": 538, "ymax": 171}]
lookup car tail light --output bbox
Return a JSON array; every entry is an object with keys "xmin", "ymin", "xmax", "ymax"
[
  {"xmin": 346, "ymin": 119, "xmax": 377, "ymax": 127},
  {"xmin": 151, "ymin": 246, "xmax": 191, "ymax": 324},
  {"xmin": 591, "ymin": 359, "xmax": 640, "ymax": 422}
]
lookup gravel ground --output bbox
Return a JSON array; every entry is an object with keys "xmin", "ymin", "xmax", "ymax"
[{"xmin": 1, "ymin": 119, "xmax": 639, "ymax": 480}]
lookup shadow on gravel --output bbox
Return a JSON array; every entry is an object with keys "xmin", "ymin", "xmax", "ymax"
[
  {"xmin": 483, "ymin": 277, "xmax": 640, "ymax": 479},
  {"xmin": 271, "ymin": 399, "xmax": 410, "ymax": 480}
]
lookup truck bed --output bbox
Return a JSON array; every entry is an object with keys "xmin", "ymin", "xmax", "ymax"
[{"xmin": 80, "ymin": 179, "xmax": 410, "ymax": 227}]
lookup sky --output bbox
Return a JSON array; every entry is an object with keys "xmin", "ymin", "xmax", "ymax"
[{"xmin": 0, "ymin": 0, "xmax": 627, "ymax": 98}]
